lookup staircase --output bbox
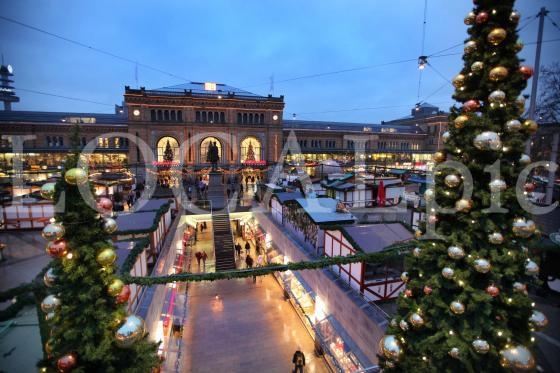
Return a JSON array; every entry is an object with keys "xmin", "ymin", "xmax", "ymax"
[{"xmin": 211, "ymin": 212, "xmax": 236, "ymax": 271}]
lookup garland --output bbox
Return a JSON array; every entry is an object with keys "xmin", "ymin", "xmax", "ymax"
[
  {"xmin": 114, "ymin": 202, "xmax": 171, "ymax": 235},
  {"xmin": 123, "ymin": 243, "xmax": 413, "ymax": 285},
  {"xmin": 119, "ymin": 237, "xmax": 150, "ymax": 275}
]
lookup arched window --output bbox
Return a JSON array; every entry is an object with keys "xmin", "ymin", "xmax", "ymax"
[
  {"xmin": 249, "ymin": 113, "xmax": 254, "ymax": 124},
  {"xmin": 46, "ymin": 136, "xmax": 51, "ymax": 147},
  {"xmin": 171, "ymin": 111, "xmax": 176, "ymax": 121},
  {"xmin": 202, "ymin": 112, "xmax": 207, "ymax": 122},
  {"xmin": 237, "ymin": 113, "xmax": 242, "ymax": 124},
  {"xmin": 157, "ymin": 110, "xmax": 163, "ymax": 121},
  {"xmin": 151, "ymin": 110, "xmax": 156, "ymax": 121},
  {"xmin": 240, "ymin": 136, "xmax": 261, "ymax": 162},
  {"xmin": 220, "ymin": 112, "xmax": 225, "ymax": 123},
  {"xmin": 177, "ymin": 111, "xmax": 183, "ymax": 122},
  {"xmin": 260, "ymin": 114, "xmax": 265, "ymax": 123},
  {"xmin": 196, "ymin": 111, "xmax": 201, "ymax": 122},
  {"xmin": 200, "ymin": 137, "xmax": 222, "ymax": 163},
  {"xmin": 156, "ymin": 136, "xmax": 180, "ymax": 162},
  {"xmin": 243, "ymin": 113, "xmax": 247, "ymax": 124},
  {"xmin": 164, "ymin": 110, "xmax": 170, "ymax": 121}
]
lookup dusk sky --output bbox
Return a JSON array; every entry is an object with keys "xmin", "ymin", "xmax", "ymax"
[{"xmin": 1, "ymin": 0, "xmax": 559, "ymax": 123}]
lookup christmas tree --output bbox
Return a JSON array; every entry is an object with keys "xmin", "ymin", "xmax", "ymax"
[
  {"xmin": 163, "ymin": 140, "xmax": 174, "ymax": 162},
  {"xmin": 246, "ymin": 141, "xmax": 256, "ymax": 161},
  {"xmin": 38, "ymin": 125, "xmax": 160, "ymax": 372},
  {"xmin": 379, "ymin": 1, "xmax": 547, "ymax": 371}
]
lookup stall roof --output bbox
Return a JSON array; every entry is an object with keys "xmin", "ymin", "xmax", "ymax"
[
  {"xmin": 133, "ymin": 199, "xmax": 170, "ymax": 212},
  {"xmin": 388, "ymin": 169, "xmax": 408, "ymax": 175},
  {"xmin": 115, "ymin": 211, "xmax": 158, "ymax": 232},
  {"xmin": 114, "ymin": 241, "xmax": 136, "ymax": 268},
  {"xmin": 295, "ymin": 198, "xmax": 355, "ymax": 224},
  {"xmin": 273, "ymin": 191, "xmax": 304, "ymax": 203},
  {"xmin": 342, "ymin": 223, "xmax": 413, "ymax": 253},
  {"xmin": 263, "ymin": 183, "xmax": 284, "ymax": 191}
]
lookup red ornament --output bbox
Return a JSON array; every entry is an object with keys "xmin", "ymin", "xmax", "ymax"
[
  {"xmin": 96, "ymin": 197, "xmax": 113, "ymax": 212},
  {"xmin": 404, "ymin": 289, "xmax": 413, "ymax": 298},
  {"xmin": 463, "ymin": 100, "xmax": 480, "ymax": 112},
  {"xmin": 486, "ymin": 284, "xmax": 500, "ymax": 297},
  {"xmin": 476, "ymin": 11, "xmax": 489, "ymax": 24},
  {"xmin": 46, "ymin": 239, "xmax": 68, "ymax": 258},
  {"xmin": 115, "ymin": 285, "xmax": 131, "ymax": 304},
  {"xmin": 423, "ymin": 286, "xmax": 433, "ymax": 295},
  {"xmin": 57, "ymin": 353, "xmax": 77, "ymax": 372},
  {"xmin": 524, "ymin": 183, "xmax": 536, "ymax": 193},
  {"xmin": 519, "ymin": 65, "xmax": 534, "ymax": 80}
]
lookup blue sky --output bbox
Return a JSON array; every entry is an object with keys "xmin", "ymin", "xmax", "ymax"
[{"xmin": 1, "ymin": 0, "xmax": 559, "ymax": 123}]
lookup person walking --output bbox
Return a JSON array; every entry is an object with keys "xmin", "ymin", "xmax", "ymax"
[
  {"xmin": 245, "ymin": 254, "xmax": 254, "ymax": 269},
  {"xmin": 245, "ymin": 241, "xmax": 251, "ymax": 255},
  {"xmin": 201, "ymin": 251, "xmax": 208, "ymax": 270},
  {"xmin": 235, "ymin": 242, "xmax": 242, "ymax": 257},
  {"xmin": 195, "ymin": 251, "xmax": 202, "ymax": 268},
  {"xmin": 257, "ymin": 253, "xmax": 264, "ymax": 267},
  {"xmin": 292, "ymin": 348, "xmax": 305, "ymax": 373}
]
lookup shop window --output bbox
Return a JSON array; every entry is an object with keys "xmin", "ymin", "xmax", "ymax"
[
  {"xmin": 156, "ymin": 136, "xmax": 180, "ymax": 162},
  {"xmin": 241, "ymin": 136, "xmax": 261, "ymax": 162}
]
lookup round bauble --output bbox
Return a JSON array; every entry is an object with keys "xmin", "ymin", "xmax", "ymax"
[
  {"xmin": 409, "ymin": 313, "xmax": 424, "ymax": 328},
  {"xmin": 414, "ymin": 230, "xmax": 422, "ymax": 239},
  {"xmin": 449, "ymin": 347, "xmax": 460, "ymax": 359},
  {"xmin": 454, "ymin": 115, "xmax": 469, "ymax": 128},
  {"xmin": 108, "ymin": 278, "xmax": 125, "ymax": 297},
  {"xmin": 423, "ymin": 286, "xmax": 432, "ymax": 295},
  {"xmin": 510, "ymin": 10, "xmax": 521, "ymax": 23},
  {"xmin": 529, "ymin": 310, "xmax": 548, "ymax": 330},
  {"xmin": 41, "ymin": 294, "xmax": 61, "ymax": 313},
  {"xmin": 390, "ymin": 318, "xmax": 398, "ymax": 328},
  {"xmin": 513, "ymin": 282, "xmax": 528, "ymax": 294},
  {"xmin": 46, "ymin": 239, "xmax": 68, "ymax": 258},
  {"xmin": 516, "ymin": 95, "xmax": 526, "ymax": 112},
  {"xmin": 40, "ymin": 182, "xmax": 57, "ymax": 200},
  {"xmin": 488, "ymin": 232, "xmax": 504, "ymax": 244},
  {"xmin": 442, "ymin": 267, "xmax": 455, "ymax": 279},
  {"xmin": 455, "ymin": 198, "xmax": 473, "ymax": 212},
  {"xmin": 476, "ymin": 11, "xmax": 489, "ymax": 24},
  {"xmin": 441, "ymin": 131, "xmax": 450, "ymax": 143},
  {"xmin": 115, "ymin": 315, "xmax": 146, "ymax": 348},
  {"xmin": 524, "ymin": 182, "xmax": 536, "ymax": 193},
  {"xmin": 489, "ymin": 179, "xmax": 507, "ymax": 192},
  {"xmin": 463, "ymin": 99, "xmax": 480, "ymax": 112},
  {"xmin": 514, "ymin": 39, "xmax": 524, "ymax": 52},
  {"xmin": 499, "ymin": 345, "xmax": 535, "ymax": 370},
  {"xmin": 103, "ymin": 218, "xmax": 118, "ymax": 234},
  {"xmin": 96, "ymin": 197, "xmax": 113, "ymax": 213},
  {"xmin": 433, "ymin": 151, "xmax": 446, "ymax": 163},
  {"xmin": 444, "ymin": 174, "xmax": 461, "ymax": 188},
  {"xmin": 464, "ymin": 40, "xmax": 477, "ymax": 54},
  {"xmin": 64, "ymin": 168, "xmax": 88, "ymax": 185},
  {"xmin": 450, "ymin": 300, "xmax": 465, "ymax": 315},
  {"xmin": 404, "ymin": 289, "xmax": 413, "ymax": 298},
  {"xmin": 400, "ymin": 272, "xmax": 410, "ymax": 283},
  {"xmin": 424, "ymin": 188, "xmax": 435, "ymax": 202},
  {"xmin": 489, "ymin": 66, "xmax": 508, "ymax": 81},
  {"xmin": 523, "ymin": 119, "xmax": 538, "ymax": 134},
  {"xmin": 43, "ymin": 268, "xmax": 57, "ymax": 288},
  {"xmin": 447, "ymin": 245, "xmax": 465, "ymax": 260},
  {"xmin": 45, "ymin": 312, "xmax": 56, "ymax": 322},
  {"xmin": 525, "ymin": 260, "xmax": 539, "ymax": 276},
  {"xmin": 412, "ymin": 247, "xmax": 421, "ymax": 257},
  {"xmin": 472, "ymin": 339, "xmax": 490, "ymax": 354},
  {"xmin": 473, "ymin": 131, "xmax": 502, "ymax": 151},
  {"xmin": 42, "ymin": 222, "xmax": 65, "ymax": 241},
  {"xmin": 471, "ymin": 61, "xmax": 484, "ymax": 73},
  {"xmin": 474, "ymin": 258, "xmax": 491, "ymax": 273},
  {"xmin": 488, "ymin": 28, "xmax": 507, "ymax": 46},
  {"xmin": 488, "ymin": 90, "xmax": 506, "ymax": 103},
  {"xmin": 519, "ymin": 154, "xmax": 531, "ymax": 166},
  {"xmin": 379, "ymin": 335, "xmax": 403, "ymax": 361},
  {"xmin": 506, "ymin": 119, "xmax": 522, "ymax": 132},
  {"xmin": 57, "ymin": 353, "xmax": 77, "ymax": 373},
  {"xmin": 519, "ymin": 65, "xmax": 533, "ymax": 80},
  {"xmin": 486, "ymin": 284, "xmax": 500, "ymax": 297},
  {"xmin": 399, "ymin": 319, "xmax": 409, "ymax": 331},
  {"xmin": 116, "ymin": 285, "xmax": 131, "ymax": 304},
  {"xmin": 512, "ymin": 218, "xmax": 536, "ymax": 238},
  {"xmin": 464, "ymin": 11, "xmax": 476, "ymax": 25},
  {"xmin": 96, "ymin": 247, "xmax": 117, "ymax": 267},
  {"xmin": 452, "ymin": 74, "xmax": 466, "ymax": 88}
]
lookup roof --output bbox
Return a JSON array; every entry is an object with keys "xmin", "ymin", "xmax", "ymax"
[
  {"xmin": 295, "ymin": 197, "xmax": 355, "ymax": 224},
  {"xmin": 132, "ymin": 198, "xmax": 170, "ymax": 213},
  {"xmin": 0, "ymin": 110, "xmax": 127, "ymax": 125},
  {"xmin": 273, "ymin": 191, "xmax": 303, "ymax": 203},
  {"xmin": 342, "ymin": 223, "xmax": 413, "ymax": 253},
  {"xmin": 114, "ymin": 241, "xmax": 136, "ymax": 268},
  {"xmin": 155, "ymin": 82, "xmax": 261, "ymax": 97},
  {"xmin": 283, "ymin": 120, "xmax": 424, "ymax": 134},
  {"xmin": 115, "ymin": 211, "xmax": 158, "ymax": 232}
]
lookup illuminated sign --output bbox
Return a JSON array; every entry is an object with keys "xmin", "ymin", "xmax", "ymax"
[{"xmin": 204, "ymin": 82, "xmax": 217, "ymax": 91}]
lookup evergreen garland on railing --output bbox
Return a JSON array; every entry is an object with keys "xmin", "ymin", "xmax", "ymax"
[{"xmin": 118, "ymin": 237, "xmax": 151, "ymax": 275}]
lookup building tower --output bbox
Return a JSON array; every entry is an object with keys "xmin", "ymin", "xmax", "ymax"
[{"xmin": 0, "ymin": 64, "xmax": 20, "ymax": 111}]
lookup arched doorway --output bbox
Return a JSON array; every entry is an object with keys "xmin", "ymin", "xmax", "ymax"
[
  {"xmin": 200, "ymin": 137, "xmax": 222, "ymax": 164},
  {"xmin": 156, "ymin": 136, "xmax": 180, "ymax": 162},
  {"xmin": 240, "ymin": 136, "xmax": 262, "ymax": 163}
]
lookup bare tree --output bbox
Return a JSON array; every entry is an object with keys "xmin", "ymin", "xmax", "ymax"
[{"xmin": 537, "ymin": 62, "xmax": 560, "ymax": 122}]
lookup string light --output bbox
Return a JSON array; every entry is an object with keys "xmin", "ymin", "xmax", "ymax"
[
  {"xmin": 449, "ymin": 330, "xmax": 454, "ymax": 335},
  {"xmin": 66, "ymin": 252, "xmax": 73, "ymax": 259}
]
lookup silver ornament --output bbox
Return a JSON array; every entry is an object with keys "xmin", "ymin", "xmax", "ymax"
[
  {"xmin": 512, "ymin": 218, "xmax": 536, "ymax": 238},
  {"xmin": 409, "ymin": 313, "xmax": 425, "ymax": 327},
  {"xmin": 488, "ymin": 90, "xmax": 506, "ymax": 103},
  {"xmin": 412, "ymin": 247, "xmax": 422, "ymax": 257},
  {"xmin": 399, "ymin": 319, "xmax": 409, "ymax": 331},
  {"xmin": 442, "ymin": 267, "xmax": 455, "ymax": 279},
  {"xmin": 447, "ymin": 246, "xmax": 465, "ymax": 260},
  {"xmin": 472, "ymin": 339, "xmax": 490, "ymax": 354},
  {"xmin": 448, "ymin": 347, "xmax": 460, "ymax": 359},
  {"xmin": 103, "ymin": 217, "xmax": 118, "ymax": 234},
  {"xmin": 42, "ymin": 223, "xmax": 65, "ymax": 241},
  {"xmin": 424, "ymin": 188, "xmax": 435, "ymax": 202},
  {"xmin": 450, "ymin": 300, "xmax": 465, "ymax": 315},
  {"xmin": 529, "ymin": 310, "xmax": 548, "ymax": 330},
  {"xmin": 464, "ymin": 40, "xmax": 477, "ymax": 53},
  {"xmin": 525, "ymin": 260, "xmax": 539, "ymax": 276},
  {"xmin": 400, "ymin": 272, "xmax": 410, "ymax": 283},
  {"xmin": 499, "ymin": 345, "xmax": 535, "ymax": 370},
  {"xmin": 442, "ymin": 131, "xmax": 450, "ymax": 143},
  {"xmin": 489, "ymin": 179, "xmax": 507, "ymax": 192},
  {"xmin": 519, "ymin": 154, "xmax": 531, "ymax": 166},
  {"xmin": 488, "ymin": 232, "xmax": 504, "ymax": 244},
  {"xmin": 444, "ymin": 174, "xmax": 461, "ymax": 188},
  {"xmin": 506, "ymin": 119, "xmax": 522, "ymax": 132},
  {"xmin": 473, "ymin": 131, "xmax": 502, "ymax": 150},
  {"xmin": 474, "ymin": 258, "xmax": 491, "ymax": 273}
]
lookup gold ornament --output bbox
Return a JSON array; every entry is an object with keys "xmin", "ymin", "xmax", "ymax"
[
  {"xmin": 472, "ymin": 339, "xmax": 490, "ymax": 354},
  {"xmin": 433, "ymin": 151, "xmax": 446, "ymax": 163},
  {"xmin": 519, "ymin": 154, "xmax": 531, "ymax": 166},
  {"xmin": 488, "ymin": 90, "xmax": 506, "ymax": 103},
  {"xmin": 41, "ymin": 295, "xmax": 61, "ymax": 313},
  {"xmin": 40, "ymin": 182, "xmax": 57, "ymax": 200},
  {"xmin": 506, "ymin": 119, "xmax": 522, "ymax": 132},
  {"xmin": 510, "ymin": 10, "xmax": 521, "ymax": 24},
  {"xmin": 412, "ymin": 247, "xmax": 422, "ymax": 257},
  {"xmin": 487, "ymin": 28, "xmax": 507, "ymax": 45},
  {"xmin": 448, "ymin": 347, "xmax": 460, "ymax": 359},
  {"xmin": 409, "ymin": 313, "xmax": 425, "ymax": 328},
  {"xmin": 441, "ymin": 131, "xmax": 450, "ymax": 143},
  {"xmin": 414, "ymin": 230, "xmax": 422, "ymax": 239},
  {"xmin": 450, "ymin": 300, "xmax": 465, "ymax": 315},
  {"xmin": 474, "ymin": 258, "xmax": 491, "ymax": 273},
  {"xmin": 513, "ymin": 282, "xmax": 528, "ymax": 294},
  {"xmin": 103, "ymin": 218, "xmax": 118, "ymax": 234},
  {"xmin": 442, "ymin": 267, "xmax": 454, "ymax": 279},
  {"xmin": 455, "ymin": 198, "xmax": 472, "ymax": 212},
  {"xmin": 512, "ymin": 218, "xmax": 536, "ymax": 238},
  {"xmin": 400, "ymin": 272, "xmax": 410, "ymax": 283},
  {"xmin": 379, "ymin": 335, "xmax": 403, "ymax": 361},
  {"xmin": 96, "ymin": 247, "xmax": 117, "ymax": 267},
  {"xmin": 529, "ymin": 310, "xmax": 548, "ymax": 330},
  {"xmin": 399, "ymin": 319, "xmax": 409, "ymax": 331},
  {"xmin": 489, "ymin": 179, "xmax": 507, "ymax": 192},
  {"xmin": 447, "ymin": 246, "xmax": 465, "ymax": 260},
  {"xmin": 488, "ymin": 232, "xmax": 504, "ymax": 244},
  {"xmin": 64, "ymin": 167, "xmax": 88, "ymax": 185},
  {"xmin": 489, "ymin": 66, "xmax": 508, "ymax": 81},
  {"xmin": 115, "ymin": 315, "xmax": 146, "ymax": 348},
  {"xmin": 108, "ymin": 278, "xmax": 125, "ymax": 297},
  {"xmin": 43, "ymin": 268, "xmax": 57, "ymax": 288},
  {"xmin": 499, "ymin": 345, "xmax": 535, "ymax": 370},
  {"xmin": 454, "ymin": 115, "xmax": 469, "ymax": 128},
  {"xmin": 523, "ymin": 120, "xmax": 538, "ymax": 133},
  {"xmin": 424, "ymin": 188, "xmax": 435, "ymax": 202},
  {"xmin": 464, "ymin": 40, "xmax": 477, "ymax": 54},
  {"xmin": 471, "ymin": 61, "xmax": 484, "ymax": 73},
  {"xmin": 525, "ymin": 260, "xmax": 539, "ymax": 276},
  {"xmin": 464, "ymin": 11, "xmax": 476, "ymax": 25},
  {"xmin": 473, "ymin": 131, "xmax": 502, "ymax": 150},
  {"xmin": 42, "ymin": 223, "xmax": 65, "ymax": 241},
  {"xmin": 444, "ymin": 174, "xmax": 461, "ymax": 188},
  {"xmin": 452, "ymin": 74, "xmax": 466, "ymax": 88}
]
